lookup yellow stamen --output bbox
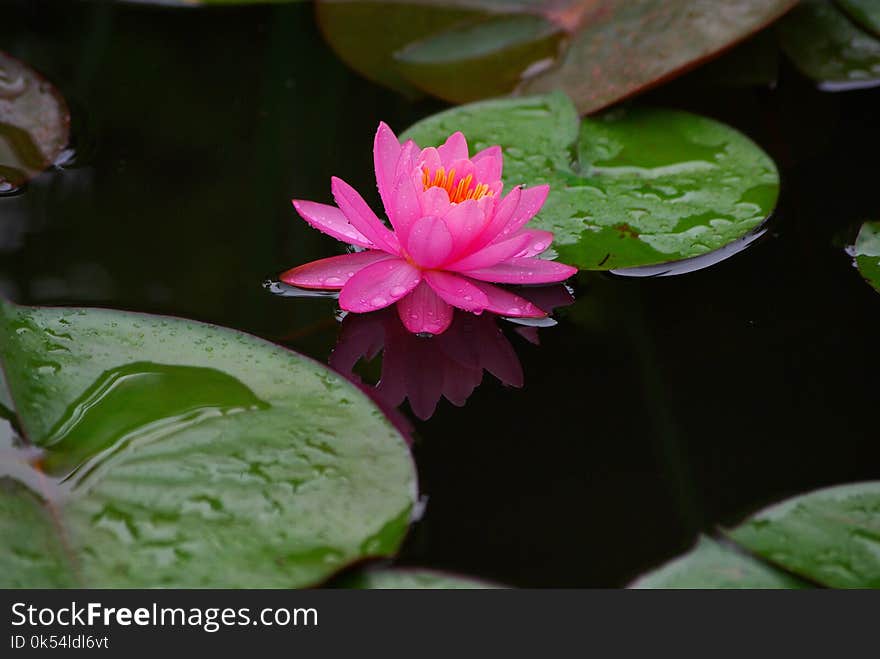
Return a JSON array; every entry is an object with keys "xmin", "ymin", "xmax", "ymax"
[
  {"xmin": 444, "ymin": 169, "xmax": 456, "ymax": 195},
  {"xmin": 421, "ymin": 166, "xmax": 493, "ymax": 204}
]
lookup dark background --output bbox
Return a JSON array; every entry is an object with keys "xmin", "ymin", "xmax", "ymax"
[{"xmin": 2, "ymin": 1, "xmax": 879, "ymax": 587}]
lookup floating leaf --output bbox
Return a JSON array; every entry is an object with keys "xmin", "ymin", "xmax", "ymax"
[
  {"xmin": 341, "ymin": 567, "xmax": 501, "ymax": 589},
  {"xmin": 518, "ymin": 0, "xmax": 797, "ymax": 113},
  {"xmin": 629, "ymin": 536, "xmax": 809, "ymax": 589},
  {"xmin": 403, "ymin": 93, "xmax": 779, "ymax": 271},
  {"xmin": 778, "ymin": 0, "xmax": 880, "ymax": 91},
  {"xmin": 0, "ymin": 51, "xmax": 69, "ymax": 192},
  {"xmin": 633, "ymin": 482, "xmax": 880, "ymax": 588},
  {"xmin": 728, "ymin": 482, "xmax": 880, "ymax": 588},
  {"xmin": 836, "ymin": 0, "xmax": 880, "ymax": 37},
  {"xmin": 317, "ymin": 0, "xmax": 797, "ymax": 113},
  {"xmin": 851, "ymin": 220, "xmax": 880, "ymax": 293},
  {"xmin": 0, "ymin": 300, "xmax": 416, "ymax": 588},
  {"xmin": 316, "ymin": 2, "xmax": 478, "ymax": 96},
  {"xmin": 394, "ymin": 15, "xmax": 563, "ymax": 103}
]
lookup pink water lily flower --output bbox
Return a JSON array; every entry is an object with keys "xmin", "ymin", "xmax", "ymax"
[{"xmin": 281, "ymin": 122, "xmax": 577, "ymax": 335}]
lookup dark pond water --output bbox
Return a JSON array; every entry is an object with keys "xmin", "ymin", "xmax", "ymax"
[{"xmin": 3, "ymin": 1, "xmax": 880, "ymax": 587}]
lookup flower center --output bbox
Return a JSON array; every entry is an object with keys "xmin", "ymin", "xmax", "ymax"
[{"xmin": 421, "ymin": 166, "xmax": 493, "ymax": 204}]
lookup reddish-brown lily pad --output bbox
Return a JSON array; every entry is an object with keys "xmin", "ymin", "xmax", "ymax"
[
  {"xmin": 317, "ymin": 0, "xmax": 798, "ymax": 114},
  {"xmin": 0, "ymin": 52, "xmax": 70, "ymax": 192}
]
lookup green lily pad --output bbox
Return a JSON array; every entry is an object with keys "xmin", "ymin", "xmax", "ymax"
[
  {"xmin": 316, "ymin": 2, "xmax": 479, "ymax": 97},
  {"xmin": 728, "ymin": 482, "xmax": 880, "ymax": 588},
  {"xmin": 0, "ymin": 51, "xmax": 70, "ymax": 192},
  {"xmin": 341, "ymin": 568, "xmax": 501, "ymax": 589},
  {"xmin": 0, "ymin": 299, "xmax": 416, "ymax": 588},
  {"xmin": 633, "ymin": 482, "xmax": 880, "ymax": 588},
  {"xmin": 629, "ymin": 536, "xmax": 809, "ymax": 589},
  {"xmin": 778, "ymin": 0, "xmax": 880, "ymax": 91},
  {"xmin": 851, "ymin": 220, "xmax": 880, "ymax": 293},
  {"xmin": 836, "ymin": 0, "xmax": 880, "ymax": 37},
  {"xmin": 317, "ymin": 0, "xmax": 797, "ymax": 113},
  {"xmin": 403, "ymin": 92, "xmax": 779, "ymax": 271},
  {"xmin": 394, "ymin": 14, "xmax": 563, "ymax": 104}
]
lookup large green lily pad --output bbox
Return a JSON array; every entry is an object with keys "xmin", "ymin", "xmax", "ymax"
[
  {"xmin": 0, "ymin": 51, "xmax": 69, "ymax": 192},
  {"xmin": 851, "ymin": 220, "xmax": 880, "ymax": 294},
  {"xmin": 0, "ymin": 299, "xmax": 416, "ymax": 588},
  {"xmin": 778, "ymin": 0, "xmax": 880, "ymax": 91},
  {"xmin": 729, "ymin": 482, "xmax": 880, "ymax": 588},
  {"xmin": 317, "ymin": 0, "xmax": 796, "ymax": 113},
  {"xmin": 629, "ymin": 536, "xmax": 809, "ymax": 589},
  {"xmin": 633, "ymin": 482, "xmax": 880, "ymax": 588},
  {"xmin": 403, "ymin": 92, "xmax": 779, "ymax": 271}
]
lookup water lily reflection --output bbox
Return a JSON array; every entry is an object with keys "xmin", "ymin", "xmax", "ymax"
[{"xmin": 329, "ymin": 284, "xmax": 573, "ymax": 420}]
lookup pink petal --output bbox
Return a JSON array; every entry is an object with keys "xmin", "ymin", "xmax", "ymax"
[
  {"xmin": 292, "ymin": 200, "xmax": 374, "ymax": 248},
  {"xmin": 395, "ymin": 140, "xmax": 418, "ymax": 181},
  {"xmin": 472, "ymin": 145, "xmax": 502, "ymax": 182},
  {"xmin": 396, "ymin": 281, "xmax": 453, "ymax": 335},
  {"xmin": 417, "ymin": 146, "xmax": 442, "ymax": 173},
  {"xmin": 437, "ymin": 131, "xmax": 468, "ymax": 166},
  {"xmin": 442, "ymin": 199, "xmax": 487, "ymax": 258},
  {"xmin": 462, "ymin": 256, "xmax": 578, "ymax": 285},
  {"xmin": 514, "ymin": 229, "xmax": 555, "ymax": 257},
  {"xmin": 492, "ymin": 184, "xmax": 550, "ymax": 242},
  {"xmin": 419, "ymin": 185, "xmax": 451, "ymax": 217},
  {"xmin": 445, "ymin": 231, "xmax": 534, "ymax": 272},
  {"xmin": 339, "ymin": 258, "xmax": 422, "ymax": 312},
  {"xmin": 472, "ymin": 185, "xmax": 521, "ymax": 249},
  {"xmin": 389, "ymin": 169, "xmax": 422, "ymax": 242},
  {"xmin": 469, "ymin": 280, "xmax": 547, "ymax": 318},
  {"xmin": 280, "ymin": 250, "xmax": 394, "ymax": 289},
  {"xmin": 374, "ymin": 122, "xmax": 401, "ymax": 217},
  {"xmin": 477, "ymin": 193, "xmax": 496, "ymax": 218},
  {"xmin": 331, "ymin": 177, "xmax": 399, "ymax": 254},
  {"xmin": 424, "ymin": 270, "xmax": 489, "ymax": 312},
  {"xmin": 406, "ymin": 215, "xmax": 454, "ymax": 268}
]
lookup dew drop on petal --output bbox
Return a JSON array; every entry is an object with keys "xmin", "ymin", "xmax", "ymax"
[
  {"xmin": 389, "ymin": 285, "xmax": 407, "ymax": 297},
  {"xmin": 507, "ymin": 307, "xmax": 522, "ymax": 315},
  {"xmin": 324, "ymin": 276, "xmax": 343, "ymax": 285},
  {"xmin": 370, "ymin": 295, "xmax": 388, "ymax": 307}
]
